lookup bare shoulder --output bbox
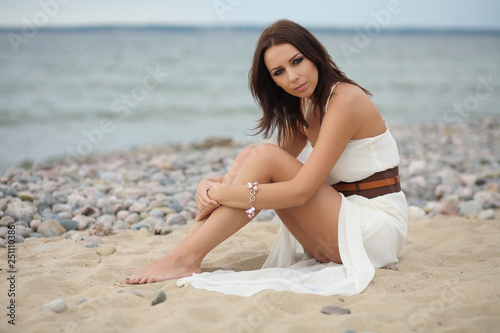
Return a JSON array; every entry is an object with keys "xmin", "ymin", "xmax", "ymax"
[{"xmin": 326, "ymin": 83, "xmax": 386, "ymax": 139}]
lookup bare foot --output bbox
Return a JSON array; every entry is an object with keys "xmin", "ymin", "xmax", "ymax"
[{"xmin": 125, "ymin": 253, "xmax": 201, "ymax": 284}]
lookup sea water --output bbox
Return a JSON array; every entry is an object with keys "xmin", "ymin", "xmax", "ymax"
[{"xmin": 0, "ymin": 27, "xmax": 499, "ymax": 170}]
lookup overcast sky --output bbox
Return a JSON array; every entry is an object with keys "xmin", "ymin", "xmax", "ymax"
[{"xmin": 1, "ymin": 0, "xmax": 500, "ymax": 30}]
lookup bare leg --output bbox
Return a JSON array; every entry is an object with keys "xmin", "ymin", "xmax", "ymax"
[{"xmin": 125, "ymin": 144, "xmax": 341, "ymax": 284}]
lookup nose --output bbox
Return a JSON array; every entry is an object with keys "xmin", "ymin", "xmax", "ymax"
[{"xmin": 288, "ymin": 69, "xmax": 299, "ymax": 82}]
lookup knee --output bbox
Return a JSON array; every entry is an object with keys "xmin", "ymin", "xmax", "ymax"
[{"xmin": 250, "ymin": 143, "xmax": 282, "ymax": 160}]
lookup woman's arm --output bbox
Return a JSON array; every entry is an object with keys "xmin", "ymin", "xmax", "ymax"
[{"xmin": 209, "ymin": 87, "xmax": 367, "ymax": 211}]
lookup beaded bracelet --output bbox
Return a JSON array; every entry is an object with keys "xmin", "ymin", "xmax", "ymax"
[{"xmin": 245, "ymin": 182, "xmax": 259, "ymax": 218}]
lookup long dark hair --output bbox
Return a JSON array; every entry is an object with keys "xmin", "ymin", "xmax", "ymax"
[{"xmin": 249, "ymin": 19, "xmax": 370, "ymax": 146}]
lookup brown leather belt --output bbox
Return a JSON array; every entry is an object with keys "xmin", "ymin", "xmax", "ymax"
[{"xmin": 331, "ymin": 166, "xmax": 401, "ymax": 199}]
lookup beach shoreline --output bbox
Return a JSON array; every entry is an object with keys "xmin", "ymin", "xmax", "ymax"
[{"xmin": 0, "ymin": 119, "xmax": 499, "ymax": 332}]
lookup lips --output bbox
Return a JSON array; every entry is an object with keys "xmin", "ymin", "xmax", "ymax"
[{"xmin": 294, "ymin": 83, "xmax": 306, "ymax": 92}]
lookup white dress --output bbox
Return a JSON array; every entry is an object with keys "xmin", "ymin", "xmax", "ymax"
[{"xmin": 177, "ymin": 89, "xmax": 408, "ymax": 297}]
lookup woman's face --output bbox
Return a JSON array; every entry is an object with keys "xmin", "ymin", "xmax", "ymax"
[{"xmin": 264, "ymin": 43, "xmax": 318, "ymax": 100}]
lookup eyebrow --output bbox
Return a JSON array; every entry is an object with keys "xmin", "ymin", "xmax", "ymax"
[{"xmin": 270, "ymin": 53, "xmax": 301, "ymax": 72}]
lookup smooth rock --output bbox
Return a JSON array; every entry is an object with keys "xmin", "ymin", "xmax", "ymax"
[
  {"xmin": 0, "ymin": 216, "xmax": 15, "ymax": 227},
  {"xmin": 37, "ymin": 219, "xmax": 66, "ymax": 236},
  {"xmin": 87, "ymin": 235, "xmax": 103, "ymax": 244},
  {"xmin": 116, "ymin": 288, "xmax": 144, "ymax": 298},
  {"xmin": 460, "ymin": 200, "xmax": 483, "ymax": 217},
  {"xmin": 96, "ymin": 245, "xmax": 116, "ymax": 256},
  {"xmin": 97, "ymin": 214, "xmax": 114, "ymax": 225},
  {"xmin": 18, "ymin": 191, "xmax": 35, "ymax": 202},
  {"xmin": 408, "ymin": 205, "xmax": 426, "ymax": 219},
  {"xmin": 320, "ymin": 305, "xmax": 351, "ymax": 315},
  {"xmin": 129, "ymin": 202, "xmax": 147, "ymax": 213},
  {"xmin": 477, "ymin": 209, "xmax": 495, "ymax": 220},
  {"xmin": 124, "ymin": 213, "xmax": 140, "ymax": 225},
  {"xmin": 72, "ymin": 215, "xmax": 96, "ymax": 230},
  {"xmin": 52, "ymin": 204, "xmax": 72, "ymax": 214},
  {"xmin": 5, "ymin": 200, "xmax": 35, "ymax": 219},
  {"xmin": 150, "ymin": 290, "xmax": 167, "ymax": 306},
  {"xmin": 59, "ymin": 219, "xmax": 79, "ymax": 231},
  {"xmin": 14, "ymin": 225, "xmax": 31, "ymax": 238},
  {"xmin": 71, "ymin": 233, "xmax": 85, "ymax": 242},
  {"xmin": 89, "ymin": 222, "xmax": 114, "ymax": 237},
  {"xmin": 40, "ymin": 298, "xmax": 67, "ymax": 313},
  {"xmin": 34, "ymin": 192, "xmax": 57, "ymax": 210},
  {"xmin": 166, "ymin": 214, "xmax": 187, "ymax": 227},
  {"xmin": 116, "ymin": 210, "xmax": 130, "ymax": 221}
]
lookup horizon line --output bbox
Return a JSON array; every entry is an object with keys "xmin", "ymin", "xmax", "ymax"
[{"xmin": 1, "ymin": 23, "xmax": 499, "ymax": 34}]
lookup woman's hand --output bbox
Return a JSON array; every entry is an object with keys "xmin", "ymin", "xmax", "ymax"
[{"xmin": 195, "ymin": 178, "xmax": 221, "ymax": 221}]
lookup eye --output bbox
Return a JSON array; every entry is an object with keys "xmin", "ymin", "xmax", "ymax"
[
  {"xmin": 293, "ymin": 57, "xmax": 303, "ymax": 65},
  {"xmin": 273, "ymin": 68, "xmax": 284, "ymax": 76}
]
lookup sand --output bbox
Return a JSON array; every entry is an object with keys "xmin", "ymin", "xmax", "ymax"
[{"xmin": 1, "ymin": 214, "xmax": 499, "ymax": 333}]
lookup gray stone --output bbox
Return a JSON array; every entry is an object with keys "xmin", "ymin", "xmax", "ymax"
[
  {"xmin": 460, "ymin": 200, "xmax": 483, "ymax": 217},
  {"xmin": 116, "ymin": 288, "xmax": 144, "ymax": 298},
  {"xmin": 320, "ymin": 305, "xmax": 351, "ymax": 315},
  {"xmin": 477, "ymin": 209, "xmax": 495, "ymax": 220},
  {"xmin": 168, "ymin": 202, "xmax": 184, "ymax": 213},
  {"xmin": 0, "ymin": 227, "xmax": 7, "ymax": 239},
  {"xmin": 149, "ymin": 209, "xmax": 165, "ymax": 218},
  {"xmin": 166, "ymin": 214, "xmax": 187, "ymax": 227},
  {"xmin": 0, "ymin": 238, "xmax": 5, "ymax": 247},
  {"xmin": 40, "ymin": 298, "xmax": 67, "ymax": 313},
  {"xmin": 124, "ymin": 213, "xmax": 140, "ymax": 225},
  {"xmin": 18, "ymin": 213, "xmax": 32, "ymax": 223},
  {"xmin": 59, "ymin": 219, "xmax": 78, "ymax": 231},
  {"xmin": 86, "ymin": 235, "xmax": 103, "ymax": 244},
  {"xmin": 5, "ymin": 201, "xmax": 35, "ymax": 220},
  {"xmin": 84, "ymin": 243, "xmax": 100, "ymax": 248},
  {"xmin": 150, "ymin": 290, "xmax": 167, "ymax": 306},
  {"xmin": 29, "ymin": 232, "xmax": 43, "ymax": 238},
  {"xmin": 0, "ymin": 216, "xmax": 15, "ymax": 227},
  {"xmin": 116, "ymin": 210, "xmax": 130, "ymax": 221},
  {"xmin": 14, "ymin": 225, "xmax": 31, "ymax": 238},
  {"xmin": 112, "ymin": 220, "xmax": 129, "ymax": 231},
  {"xmin": 34, "ymin": 192, "xmax": 57, "ymax": 210},
  {"xmin": 97, "ymin": 214, "xmax": 114, "ymax": 225},
  {"xmin": 131, "ymin": 223, "xmax": 150, "ymax": 231}
]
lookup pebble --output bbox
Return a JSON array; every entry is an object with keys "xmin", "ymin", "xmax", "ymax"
[
  {"xmin": 116, "ymin": 288, "xmax": 144, "ymax": 298},
  {"xmin": 96, "ymin": 245, "xmax": 116, "ymax": 256},
  {"xmin": 40, "ymin": 298, "xmax": 67, "ymax": 313},
  {"xmin": 5, "ymin": 200, "xmax": 35, "ymax": 219},
  {"xmin": 37, "ymin": 219, "xmax": 66, "ymax": 236},
  {"xmin": 71, "ymin": 233, "xmax": 85, "ymax": 242},
  {"xmin": 320, "ymin": 305, "xmax": 351, "ymax": 315},
  {"xmin": 89, "ymin": 222, "xmax": 114, "ymax": 237},
  {"xmin": 59, "ymin": 219, "xmax": 79, "ymax": 231},
  {"xmin": 18, "ymin": 191, "xmax": 35, "ymax": 202},
  {"xmin": 150, "ymin": 290, "xmax": 167, "ymax": 306},
  {"xmin": 166, "ymin": 214, "xmax": 187, "ymax": 227}
]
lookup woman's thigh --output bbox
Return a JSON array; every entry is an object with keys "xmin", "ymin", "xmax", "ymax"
[{"xmin": 248, "ymin": 144, "xmax": 342, "ymax": 263}]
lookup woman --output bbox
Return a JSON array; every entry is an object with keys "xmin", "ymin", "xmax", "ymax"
[{"xmin": 125, "ymin": 20, "xmax": 408, "ymax": 296}]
